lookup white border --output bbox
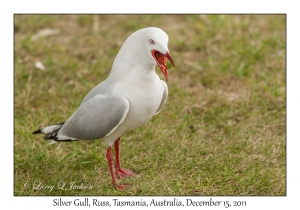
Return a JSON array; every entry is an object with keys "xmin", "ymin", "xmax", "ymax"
[{"xmin": 3, "ymin": 0, "xmax": 297, "ymax": 209}]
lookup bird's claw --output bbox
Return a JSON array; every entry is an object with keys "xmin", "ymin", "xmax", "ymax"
[
  {"xmin": 116, "ymin": 168, "xmax": 136, "ymax": 179},
  {"xmin": 113, "ymin": 183, "xmax": 130, "ymax": 190}
]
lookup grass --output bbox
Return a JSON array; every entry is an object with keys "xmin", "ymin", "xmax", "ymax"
[{"xmin": 14, "ymin": 14, "xmax": 286, "ymax": 196}]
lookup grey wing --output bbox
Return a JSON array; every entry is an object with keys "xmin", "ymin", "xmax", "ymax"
[
  {"xmin": 155, "ymin": 80, "xmax": 168, "ymax": 115},
  {"xmin": 58, "ymin": 95, "xmax": 129, "ymax": 140},
  {"xmin": 81, "ymin": 80, "xmax": 115, "ymax": 104}
]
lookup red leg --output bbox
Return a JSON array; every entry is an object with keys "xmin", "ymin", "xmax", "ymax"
[
  {"xmin": 106, "ymin": 146, "xmax": 125, "ymax": 189},
  {"xmin": 114, "ymin": 137, "xmax": 136, "ymax": 179}
]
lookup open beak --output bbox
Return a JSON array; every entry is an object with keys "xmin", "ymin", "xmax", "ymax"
[{"xmin": 151, "ymin": 50, "xmax": 175, "ymax": 82}]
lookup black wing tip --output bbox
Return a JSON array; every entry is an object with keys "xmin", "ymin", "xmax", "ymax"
[
  {"xmin": 32, "ymin": 129, "xmax": 42, "ymax": 134},
  {"xmin": 44, "ymin": 130, "xmax": 59, "ymax": 140},
  {"xmin": 32, "ymin": 122, "xmax": 65, "ymax": 135}
]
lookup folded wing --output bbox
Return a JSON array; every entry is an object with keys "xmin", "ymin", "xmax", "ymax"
[{"xmin": 58, "ymin": 95, "xmax": 130, "ymax": 140}]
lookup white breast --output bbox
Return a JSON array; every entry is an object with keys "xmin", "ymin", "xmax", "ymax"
[
  {"xmin": 100, "ymin": 71, "xmax": 162, "ymax": 145},
  {"xmin": 118, "ymin": 73, "xmax": 164, "ymax": 132}
]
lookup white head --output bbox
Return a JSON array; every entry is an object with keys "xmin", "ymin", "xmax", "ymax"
[{"xmin": 113, "ymin": 27, "xmax": 175, "ymax": 82}]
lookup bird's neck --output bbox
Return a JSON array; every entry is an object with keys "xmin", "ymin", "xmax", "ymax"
[{"xmin": 108, "ymin": 44, "xmax": 156, "ymax": 82}]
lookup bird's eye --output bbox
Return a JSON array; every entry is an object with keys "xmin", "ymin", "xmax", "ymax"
[{"xmin": 149, "ymin": 39, "xmax": 155, "ymax": 44}]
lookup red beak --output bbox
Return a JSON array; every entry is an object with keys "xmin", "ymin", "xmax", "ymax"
[{"xmin": 151, "ymin": 50, "xmax": 175, "ymax": 82}]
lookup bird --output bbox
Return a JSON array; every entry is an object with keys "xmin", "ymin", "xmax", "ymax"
[{"xmin": 32, "ymin": 27, "xmax": 175, "ymax": 189}]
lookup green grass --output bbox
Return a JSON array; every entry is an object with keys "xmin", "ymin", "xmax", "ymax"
[{"xmin": 14, "ymin": 14, "xmax": 286, "ymax": 196}]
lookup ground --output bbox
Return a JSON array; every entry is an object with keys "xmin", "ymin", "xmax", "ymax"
[{"xmin": 14, "ymin": 14, "xmax": 286, "ymax": 195}]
